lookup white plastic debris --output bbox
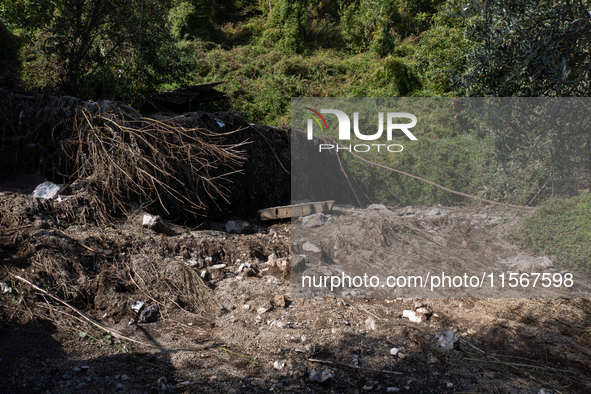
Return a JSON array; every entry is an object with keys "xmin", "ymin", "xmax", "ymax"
[
  {"xmin": 32, "ymin": 181, "xmax": 63, "ymax": 199},
  {"xmin": 0, "ymin": 281, "xmax": 12, "ymax": 294},
  {"xmin": 214, "ymin": 118, "xmax": 226, "ymax": 127},
  {"xmin": 131, "ymin": 301, "xmax": 144, "ymax": 313}
]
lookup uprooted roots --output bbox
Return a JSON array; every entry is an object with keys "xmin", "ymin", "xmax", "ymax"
[{"xmin": 58, "ymin": 106, "xmax": 247, "ymax": 219}]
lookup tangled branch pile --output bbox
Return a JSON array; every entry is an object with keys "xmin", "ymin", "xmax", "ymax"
[{"xmin": 60, "ymin": 106, "xmax": 246, "ymax": 219}]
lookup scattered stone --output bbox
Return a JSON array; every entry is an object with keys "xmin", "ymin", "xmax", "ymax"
[
  {"xmin": 274, "ymin": 294, "xmax": 287, "ymax": 308},
  {"xmin": 302, "ymin": 241, "xmax": 322, "ymax": 254},
  {"xmin": 142, "ymin": 214, "xmax": 168, "ymax": 234},
  {"xmin": 63, "ymin": 373, "xmax": 72, "ymax": 380},
  {"xmin": 432, "ymin": 330, "xmax": 459, "ymax": 350},
  {"xmin": 427, "ymin": 354, "xmax": 438, "ymax": 364},
  {"xmin": 155, "ymin": 377, "xmax": 170, "ymax": 393},
  {"xmin": 367, "ymin": 204, "xmax": 387, "ymax": 210},
  {"xmin": 301, "ymin": 213, "xmax": 325, "ymax": 227},
  {"xmin": 425, "ymin": 208, "xmax": 441, "ymax": 217},
  {"xmin": 416, "ymin": 306, "xmax": 433, "ymax": 316},
  {"xmin": 273, "ymin": 360, "xmax": 286, "ymax": 371},
  {"xmin": 397, "ymin": 352, "xmax": 407, "ymax": 359},
  {"xmin": 365, "ymin": 317, "xmax": 377, "ymax": 331},
  {"xmin": 128, "ymin": 318, "xmax": 135, "ymax": 325},
  {"xmin": 362, "ymin": 384, "xmax": 374, "ymax": 390},
  {"xmin": 308, "ymin": 369, "xmax": 333, "ymax": 383},
  {"xmin": 538, "ymin": 389, "xmax": 553, "ymax": 394},
  {"xmin": 225, "ymin": 220, "xmax": 250, "ymax": 234},
  {"xmin": 292, "ymin": 255, "xmax": 308, "ymax": 272},
  {"xmin": 243, "ymin": 304, "xmax": 251, "ymax": 310},
  {"xmin": 32, "ymin": 181, "xmax": 63, "ymax": 199},
  {"xmin": 131, "ymin": 301, "xmax": 144, "ymax": 313},
  {"xmin": 351, "ymin": 355, "xmax": 359, "ymax": 367},
  {"xmin": 386, "ymin": 388, "xmax": 400, "ymax": 392},
  {"xmin": 80, "ymin": 366, "xmax": 90, "ymax": 372},
  {"xmin": 115, "ymin": 383, "xmax": 123, "ymax": 389},
  {"xmin": 257, "ymin": 307, "xmax": 269, "ymax": 314},
  {"xmin": 121, "ymin": 375, "xmax": 129, "ymax": 381},
  {"xmin": 390, "ymin": 347, "xmax": 401, "ymax": 356},
  {"xmin": 462, "ymin": 240, "xmax": 468, "ymax": 247},
  {"xmin": 402, "ymin": 310, "xmax": 427, "ymax": 323},
  {"xmin": 139, "ymin": 304, "xmax": 160, "ymax": 323}
]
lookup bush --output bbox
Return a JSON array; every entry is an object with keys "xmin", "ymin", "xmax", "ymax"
[{"xmin": 518, "ymin": 193, "xmax": 591, "ymax": 273}]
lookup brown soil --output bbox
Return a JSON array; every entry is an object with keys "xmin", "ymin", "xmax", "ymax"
[{"xmin": 1, "ymin": 185, "xmax": 591, "ymax": 394}]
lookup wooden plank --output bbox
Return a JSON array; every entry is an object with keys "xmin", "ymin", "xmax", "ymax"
[{"xmin": 258, "ymin": 200, "xmax": 335, "ymax": 221}]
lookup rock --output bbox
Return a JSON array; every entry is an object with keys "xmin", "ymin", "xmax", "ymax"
[
  {"xmin": 139, "ymin": 304, "xmax": 160, "ymax": 323},
  {"xmin": 397, "ymin": 352, "xmax": 407, "ymax": 359},
  {"xmin": 302, "ymin": 241, "xmax": 322, "ymax": 254},
  {"xmin": 274, "ymin": 321, "xmax": 288, "ymax": 329},
  {"xmin": 142, "ymin": 214, "xmax": 168, "ymax": 234},
  {"xmin": 446, "ymin": 382, "xmax": 453, "ymax": 388},
  {"xmin": 128, "ymin": 318, "xmax": 135, "ymax": 325},
  {"xmin": 425, "ymin": 208, "xmax": 441, "ymax": 217},
  {"xmin": 115, "ymin": 383, "xmax": 123, "ymax": 389},
  {"xmin": 386, "ymin": 388, "xmax": 400, "ymax": 392},
  {"xmin": 273, "ymin": 360, "xmax": 286, "ymax": 371},
  {"xmin": 365, "ymin": 317, "xmax": 377, "ymax": 331},
  {"xmin": 399, "ymin": 206, "xmax": 415, "ymax": 215},
  {"xmin": 225, "ymin": 220, "xmax": 250, "ymax": 234},
  {"xmin": 416, "ymin": 306, "xmax": 433, "ymax": 316},
  {"xmin": 309, "ymin": 369, "xmax": 333, "ymax": 383},
  {"xmin": 538, "ymin": 389, "xmax": 553, "ymax": 394},
  {"xmin": 427, "ymin": 354, "xmax": 438, "ymax": 364},
  {"xmin": 432, "ymin": 329, "xmax": 459, "ymax": 350},
  {"xmin": 402, "ymin": 310, "xmax": 427, "ymax": 323},
  {"xmin": 268, "ymin": 254, "xmax": 289, "ymax": 270},
  {"xmin": 301, "ymin": 213, "xmax": 325, "ymax": 227},
  {"xmin": 292, "ymin": 255, "xmax": 308, "ymax": 272},
  {"xmin": 367, "ymin": 204, "xmax": 387, "ymax": 210},
  {"xmin": 257, "ymin": 307, "xmax": 269, "ymax": 314},
  {"xmin": 362, "ymin": 384, "xmax": 374, "ymax": 390},
  {"xmin": 390, "ymin": 347, "xmax": 405, "ymax": 356},
  {"xmin": 121, "ymin": 375, "xmax": 129, "ymax": 381},
  {"xmin": 243, "ymin": 304, "xmax": 251, "ymax": 310},
  {"xmin": 274, "ymin": 294, "xmax": 287, "ymax": 308},
  {"xmin": 63, "ymin": 373, "xmax": 72, "ymax": 380},
  {"xmin": 32, "ymin": 181, "xmax": 63, "ymax": 199}
]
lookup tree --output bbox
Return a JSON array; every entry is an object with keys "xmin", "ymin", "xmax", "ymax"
[
  {"xmin": 458, "ymin": 0, "xmax": 591, "ymax": 97},
  {"xmin": 2, "ymin": 0, "xmax": 187, "ymax": 103}
]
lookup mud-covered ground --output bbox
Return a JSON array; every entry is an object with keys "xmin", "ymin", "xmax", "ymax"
[{"xmin": 1, "ymin": 180, "xmax": 591, "ymax": 394}]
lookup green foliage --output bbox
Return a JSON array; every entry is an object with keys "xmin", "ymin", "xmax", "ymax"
[
  {"xmin": 0, "ymin": 19, "xmax": 22, "ymax": 88},
  {"xmin": 170, "ymin": 0, "xmax": 216, "ymax": 41},
  {"xmin": 264, "ymin": 0, "xmax": 309, "ymax": 52},
  {"xmin": 343, "ymin": 137, "xmax": 482, "ymax": 206},
  {"xmin": 518, "ymin": 193, "xmax": 591, "ymax": 273},
  {"xmin": 3, "ymin": 0, "xmax": 188, "ymax": 103},
  {"xmin": 411, "ymin": 25, "xmax": 472, "ymax": 95},
  {"xmin": 458, "ymin": 0, "xmax": 591, "ymax": 97}
]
